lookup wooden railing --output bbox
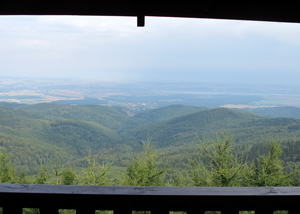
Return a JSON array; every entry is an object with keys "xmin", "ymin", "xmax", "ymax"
[{"xmin": 0, "ymin": 184, "xmax": 299, "ymax": 213}]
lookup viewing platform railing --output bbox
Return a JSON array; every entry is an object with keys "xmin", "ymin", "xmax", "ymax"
[{"xmin": 0, "ymin": 184, "xmax": 299, "ymax": 214}]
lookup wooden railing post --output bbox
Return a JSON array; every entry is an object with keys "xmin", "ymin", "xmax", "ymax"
[
  {"xmin": 187, "ymin": 204, "xmax": 205, "ymax": 214},
  {"xmin": 151, "ymin": 209, "xmax": 169, "ymax": 214},
  {"xmin": 223, "ymin": 204, "xmax": 239, "ymax": 214},
  {"xmin": 114, "ymin": 208, "xmax": 132, "ymax": 214},
  {"xmin": 151, "ymin": 206, "xmax": 169, "ymax": 214},
  {"xmin": 114, "ymin": 203, "xmax": 132, "ymax": 214},
  {"xmin": 40, "ymin": 207, "xmax": 59, "ymax": 214},
  {"xmin": 288, "ymin": 208, "xmax": 298, "ymax": 214},
  {"xmin": 222, "ymin": 208, "xmax": 239, "ymax": 214},
  {"xmin": 255, "ymin": 203, "xmax": 274, "ymax": 214},
  {"xmin": 76, "ymin": 207, "xmax": 95, "ymax": 214},
  {"xmin": 3, "ymin": 206, "xmax": 22, "ymax": 214},
  {"xmin": 187, "ymin": 208, "xmax": 205, "ymax": 214}
]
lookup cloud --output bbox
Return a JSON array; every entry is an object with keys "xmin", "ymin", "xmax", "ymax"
[{"xmin": 0, "ymin": 15, "xmax": 299, "ymax": 83}]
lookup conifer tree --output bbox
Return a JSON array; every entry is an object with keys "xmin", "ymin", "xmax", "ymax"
[
  {"xmin": 191, "ymin": 130, "xmax": 243, "ymax": 187},
  {"xmin": 122, "ymin": 136, "xmax": 168, "ymax": 186},
  {"xmin": 244, "ymin": 140, "xmax": 293, "ymax": 186},
  {"xmin": 17, "ymin": 171, "xmax": 31, "ymax": 184},
  {"xmin": 51, "ymin": 148, "xmax": 66, "ymax": 185},
  {"xmin": 34, "ymin": 161, "xmax": 47, "ymax": 184},
  {"xmin": 81, "ymin": 151, "xmax": 109, "ymax": 186},
  {"xmin": 0, "ymin": 148, "xmax": 16, "ymax": 183},
  {"xmin": 62, "ymin": 167, "xmax": 76, "ymax": 185}
]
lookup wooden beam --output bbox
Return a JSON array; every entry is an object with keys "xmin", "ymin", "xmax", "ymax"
[{"xmin": 137, "ymin": 0, "xmax": 145, "ymax": 27}]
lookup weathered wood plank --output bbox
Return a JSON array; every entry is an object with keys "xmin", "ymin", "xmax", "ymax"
[{"xmin": 1, "ymin": 184, "xmax": 300, "ymax": 197}]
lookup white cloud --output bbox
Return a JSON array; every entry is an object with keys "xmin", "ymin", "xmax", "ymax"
[{"xmin": 0, "ymin": 15, "xmax": 299, "ymax": 83}]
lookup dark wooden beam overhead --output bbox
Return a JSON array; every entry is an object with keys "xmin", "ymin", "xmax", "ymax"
[
  {"xmin": 1, "ymin": 0, "xmax": 300, "ymax": 25},
  {"xmin": 137, "ymin": 0, "xmax": 145, "ymax": 27}
]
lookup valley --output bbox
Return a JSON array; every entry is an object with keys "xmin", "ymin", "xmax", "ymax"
[{"xmin": 1, "ymin": 102, "xmax": 300, "ymax": 185}]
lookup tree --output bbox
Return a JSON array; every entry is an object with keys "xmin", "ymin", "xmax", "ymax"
[
  {"xmin": 189, "ymin": 158, "xmax": 209, "ymax": 186},
  {"xmin": 34, "ymin": 161, "xmax": 47, "ymax": 184},
  {"xmin": 51, "ymin": 148, "xmax": 66, "ymax": 185},
  {"xmin": 81, "ymin": 151, "xmax": 109, "ymax": 186},
  {"xmin": 244, "ymin": 140, "xmax": 293, "ymax": 186},
  {"xmin": 191, "ymin": 130, "xmax": 243, "ymax": 187},
  {"xmin": 0, "ymin": 148, "xmax": 15, "ymax": 183},
  {"xmin": 62, "ymin": 167, "xmax": 76, "ymax": 185},
  {"xmin": 17, "ymin": 171, "xmax": 31, "ymax": 184},
  {"xmin": 122, "ymin": 137, "xmax": 168, "ymax": 186}
]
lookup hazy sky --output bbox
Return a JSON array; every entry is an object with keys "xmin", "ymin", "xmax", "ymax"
[{"xmin": 0, "ymin": 16, "xmax": 299, "ymax": 84}]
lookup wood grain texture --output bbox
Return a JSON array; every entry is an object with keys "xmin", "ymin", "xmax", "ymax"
[{"xmin": 0, "ymin": 184, "xmax": 300, "ymax": 196}]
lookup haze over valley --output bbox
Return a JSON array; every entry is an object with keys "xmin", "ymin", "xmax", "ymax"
[{"xmin": 1, "ymin": 78, "xmax": 300, "ymax": 111}]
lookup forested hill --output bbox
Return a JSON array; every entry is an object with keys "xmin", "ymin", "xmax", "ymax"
[
  {"xmin": 0, "ymin": 105, "xmax": 122, "ymax": 172},
  {"xmin": 1, "ymin": 103, "xmax": 300, "ymax": 177},
  {"xmin": 133, "ymin": 104, "xmax": 208, "ymax": 123},
  {"xmin": 21, "ymin": 103, "xmax": 146, "ymax": 131},
  {"xmin": 245, "ymin": 106, "xmax": 300, "ymax": 119},
  {"xmin": 122, "ymin": 107, "xmax": 300, "ymax": 149},
  {"xmin": 121, "ymin": 108, "xmax": 269, "ymax": 148}
]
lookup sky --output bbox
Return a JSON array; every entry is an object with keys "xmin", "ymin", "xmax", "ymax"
[{"xmin": 0, "ymin": 15, "xmax": 300, "ymax": 84}]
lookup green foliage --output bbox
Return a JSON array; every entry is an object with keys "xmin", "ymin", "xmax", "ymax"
[
  {"xmin": 244, "ymin": 140, "xmax": 294, "ymax": 186},
  {"xmin": 191, "ymin": 131, "xmax": 243, "ymax": 187},
  {"xmin": 123, "ymin": 108, "xmax": 268, "ymax": 149},
  {"xmin": 122, "ymin": 137, "xmax": 168, "ymax": 186},
  {"xmin": 59, "ymin": 209, "xmax": 76, "ymax": 214},
  {"xmin": 1, "ymin": 103, "xmax": 300, "ymax": 188},
  {"xmin": 0, "ymin": 148, "xmax": 15, "ymax": 183},
  {"xmin": 17, "ymin": 171, "xmax": 31, "ymax": 184},
  {"xmin": 23, "ymin": 208, "xmax": 39, "ymax": 214},
  {"xmin": 134, "ymin": 105, "xmax": 207, "ymax": 123},
  {"xmin": 80, "ymin": 151, "xmax": 109, "ymax": 186},
  {"xmin": 21, "ymin": 102, "xmax": 145, "ymax": 131},
  {"xmin": 167, "ymin": 170, "xmax": 190, "ymax": 186},
  {"xmin": 34, "ymin": 161, "xmax": 47, "ymax": 184},
  {"xmin": 51, "ymin": 148, "xmax": 66, "ymax": 185},
  {"xmin": 189, "ymin": 159, "xmax": 209, "ymax": 186},
  {"xmin": 62, "ymin": 167, "xmax": 76, "ymax": 185}
]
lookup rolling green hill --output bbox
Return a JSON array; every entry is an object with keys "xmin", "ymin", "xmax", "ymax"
[
  {"xmin": 133, "ymin": 104, "xmax": 208, "ymax": 123},
  {"xmin": 21, "ymin": 103, "xmax": 145, "ymax": 131},
  {"xmin": 1, "ymin": 103, "xmax": 300, "ymax": 180},
  {"xmin": 122, "ymin": 108, "xmax": 300, "ymax": 149},
  {"xmin": 0, "ymin": 105, "xmax": 122, "ymax": 173}
]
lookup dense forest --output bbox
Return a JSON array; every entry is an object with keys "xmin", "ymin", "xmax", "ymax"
[
  {"xmin": 1, "ymin": 103, "xmax": 300, "ymax": 213},
  {"xmin": 1, "ymin": 103, "xmax": 300, "ymax": 179}
]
